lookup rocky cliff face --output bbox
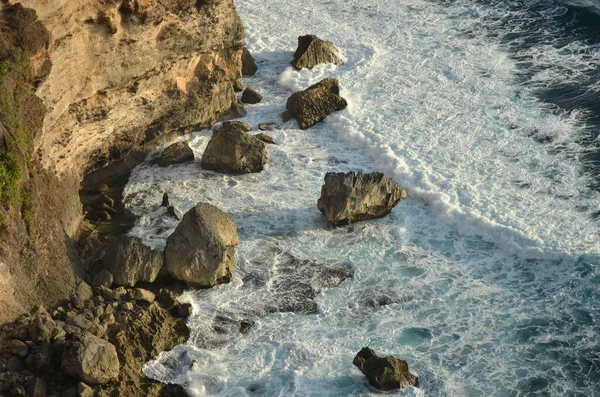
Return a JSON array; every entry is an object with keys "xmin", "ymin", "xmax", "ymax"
[{"xmin": 0, "ymin": 0, "xmax": 245, "ymax": 325}]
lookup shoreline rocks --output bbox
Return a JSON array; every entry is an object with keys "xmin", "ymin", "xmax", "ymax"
[
  {"xmin": 241, "ymin": 87, "xmax": 263, "ymax": 104},
  {"xmin": 164, "ymin": 203, "xmax": 240, "ymax": 287},
  {"xmin": 317, "ymin": 172, "xmax": 407, "ymax": 225},
  {"xmin": 157, "ymin": 142, "xmax": 194, "ymax": 167},
  {"xmin": 353, "ymin": 347, "xmax": 418, "ymax": 390},
  {"xmin": 102, "ymin": 237, "xmax": 163, "ymax": 287},
  {"xmin": 242, "ymin": 48, "xmax": 258, "ymax": 76},
  {"xmin": 292, "ymin": 35, "xmax": 344, "ymax": 70},
  {"xmin": 286, "ymin": 78, "xmax": 348, "ymax": 129},
  {"xmin": 201, "ymin": 121, "xmax": 268, "ymax": 174}
]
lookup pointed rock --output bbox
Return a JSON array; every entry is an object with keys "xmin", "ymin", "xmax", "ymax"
[
  {"xmin": 286, "ymin": 78, "xmax": 347, "ymax": 129},
  {"xmin": 292, "ymin": 35, "xmax": 343, "ymax": 70},
  {"xmin": 242, "ymin": 47, "xmax": 257, "ymax": 76},
  {"xmin": 353, "ymin": 347, "xmax": 418, "ymax": 390}
]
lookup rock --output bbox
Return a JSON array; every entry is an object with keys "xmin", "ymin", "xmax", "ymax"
[
  {"xmin": 167, "ymin": 205, "xmax": 180, "ymax": 220},
  {"xmin": 9, "ymin": 340, "xmax": 29, "ymax": 358},
  {"xmin": 241, "ymin": 47, "xmax": 257, "ymax": 76},
  {"xmin": 75, "ymin": 281, "xmax": 94, "ymax": 303},
  {"xmin": 11, "ymin": 326, "xmax": 28, "ymax": 341},
  {"xmin": 61, "ymin": 333, "xmax": 120, "ymax": 385},
  {"xmin": 29, "ymin": 308, "xmax": 57, "ymax": 343},
  {"xmin": 133, "ymin": 289, "xmax": 155, "ymax": 305},
  {"xmin": 71, "ymin": 297, "xmax": 84, "ymax": 310},
  {"xmin": 353, "ymin": 347, "xmax": 418, "ymax": 390},
  {"xmin": 91, "ymin": 270, "xmax": 113, "ymax": 289},
  {"xmin": 164, "ymin": 203, "xmax": 240, "ymax": 287},
  {"xmin": 6, "ymin": 357, "xmax": 25, "ymax": 372},
  {"xmin": 30, "ymin": 377, "xmax": 46, "ymax": 397},
  {"xmin": 11, "ymin": 386, "xmax": 26, "ymax": 396},
  {"xmin": 258, "ymin": 123, "xmax": 276, "ymax": 131},
  {"xmin": 281, "ymin": 110, "xmax": 292, "ymax": 122},
  {"xmin": 292, "ymin": 35, "xmax": 344, "ymax": 70},
  {"xmin": 317, "ymin": 172, "xmax": 407, "ymax": 226},
  {"xmin": 201, "ymin": 122, "xmax": 267, "ymax": 174},
  {"xmin": 161, "ymin": 192, "xmax": 170, "ymax": 207},
  {"xmin": 177, "ymin": 303, "xmax": 193, "ymax": 318},
  {"xmin": 285, "ymin": 78, "xmax": 347, "ymax": 129},
  {"xmin": 102, "ymin": 237, "xmax": 163, "ymax": 287},
  {"xmin": 157, "ymin": 142, "xmax": 194, "ymax": 167},
  {"xmin": 77, "ymin": 383, "xmax": 93, "ymax": 397},
  {"xmin": 233, "ymin": 79, "xmax": 244, "ymax": 92},
  {"xmin": 66, "ymin": 315, "xmax": 93, "ymax": 331},
  {"xmin": 255, "ymin": 133, "xmax": 276, "ymax": 145},
  {"xmin": 25, "ymin": 343, "xmax": 53, "ymax": 374},
  {"xmin": 99, "ymin": 287, "xmax": 123, "ymax": 302},
  {"xmin": 118, "ymin": 303, "xmax": 134, "ymax": 312},
  {"xmin": 241, "ymin": 87, "xmax": 262, "ymax": 104}
]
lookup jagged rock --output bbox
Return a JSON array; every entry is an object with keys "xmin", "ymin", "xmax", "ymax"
[
  {"xmin": 317, "ymin": 172, "xmax": 407, "ymax": 226},
  {"xmin": 157, "ymin": 141, "xmax": 194, "ymax": 167},
  {"xmin": 91, "ymin": 270, "xmax": 113, "ymax": 289},
  {"xmin": 177, "ymin": 303, "xmax": 193, "ymax": 318},
  {"xmin": 233, "ymin": 79, "xmax": 244, "ymax": 92},
  {"xmin": 353, "ymin": 347, "xmax": 418, "ymax": 390},
  {"xmin": 242, "ymin": 47, "xmax": 258, "ymax": 76},
  {"xmin": 286, "ymin": 78, "xmax": 347, "ymax": 129},
  {"xmin": 167, "ymin": 205, "xmax": 180, "ymax": 220},
  {"xmin": 61, "ymin": 333, "xmax": 120, "ymax": 385},
  {"xmin": 118, "ymin": 302, "xmax": 134, "ymax": 312},
  {"xmin": 161, "ymin": 192, "xmax": 170, "ymax": 207},
  {"xmin": 29, "ymin": 308, "xmax": 57, "ymax": 343},
  {"xmin": 291, "ymin": 35, "xmax": 344, "ymax": 70},
  {"xmin": 102, "ymin": 237, "xmax": 163, "ymax": 287},
  {"xmin": 66, "ymin": 315, "xmax": 92, "ymax": 331},
  {"xmin": 241, "ymin": 87, "xmax": 262, "ymax": 104},
  {"xmin": 255, "ymin": 133, "xmax": 276, "ymax": 145},
  {"xmin": 77, "ymin": 383, "xmax": 93, "ymax": 397},
  {"xmin": 133, "ymin": 289, "xmax": 155, "ymax": 305},
  {"xmin": 9, "ymin": 340, "xmax": 29, "ymax": 358},
  {"xmin": 99, "ymin": 287, "xmax": 124, "ymax": 302},
  {"xmin": 164, "ymin": 203, "xmax": 240, "ymax": 287},
  {"xmin": 201, "ymin": 121, "xmax": 267, "ymax": 174}
]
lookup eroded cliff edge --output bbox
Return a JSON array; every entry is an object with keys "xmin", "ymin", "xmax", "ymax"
[{"xmin": 0, "ymin": 0, "xmax": 245, "ymax": 325}]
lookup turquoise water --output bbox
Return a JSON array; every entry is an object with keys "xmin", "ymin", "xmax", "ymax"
[{"xmin": 125, "ymin": 0, "xmax": 600, "ymax": 395}]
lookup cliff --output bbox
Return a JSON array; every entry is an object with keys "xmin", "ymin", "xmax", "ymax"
[{"xmin": 0, "ymin": 0, "xmax": 245, "ymax": 325}]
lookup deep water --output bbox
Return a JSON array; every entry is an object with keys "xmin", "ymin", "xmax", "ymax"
[{"xmin": 124, "ymin": 0, "xmax": 600, "ymax": 395}]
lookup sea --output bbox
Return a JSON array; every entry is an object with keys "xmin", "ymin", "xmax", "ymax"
[{"xmin": 125, "ymin": 0, "xmax": 600, "ymax": 395}]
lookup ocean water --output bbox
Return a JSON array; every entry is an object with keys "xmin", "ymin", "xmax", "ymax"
[{"xmin": 125, "ymin": 0, "xmax": 600, "ymax": 395}]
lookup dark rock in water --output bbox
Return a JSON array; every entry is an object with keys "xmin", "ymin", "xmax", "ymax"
[
  {"xmin": 177, "ymin": 303, "xmax": 193, "ymax": 318},
  {"xmin": 61, "ymin": 333, "xmax": 120, "ymax": 385},
  {"xmin": 201, "ymin": 121, "xmax": 267, "ymax": 174},
  {"xmin": 102, "ymin": 237, "xmax": 163, "ymax": 287},
  {"xmin": 233, "ymin": 79, "xmax": 244, "ymax": 92},
  {"xmin": 292, "ymin": 35, "xmax": 344, "ymax": 70},
  {"xmin": 167, "ymin": 205, "xmax": 180, "ymax": 220},
  {"xmin": 255, "ymin": 133, "xmax": 276, "ymax": 145},
  {"xmin": 241, "ymin": 87, "xmax": 262, "ymax": 104},
  {"xmin": 286, "ymin": 78, "xmax": 347, "ymax": 129},
  {"xmin": 317, "ymin": 171, "xmax": 407, "ymax": 226},
  {"xmin": 157, "ymin": 141, "xmax": 194, "ymax": 167},
  {"xmin": 239, "ymin": 319, "xmax": 254, "ymax": 334},
  {"xmin": 281, "ymin": 110, "xmax": 292, "ymax": 122},
  {"xmin": 353, "ymin": 347, "xmax": 418, "ymax": 390},
  {"xmin": 164, "ymin": 202, "xmax": 240, "ymax": 287},
  {"xmin": 258, "ymin": 123, "xmax": 276, "ymax": 131},
  {"xmin": 161, "ymin": 192, "xmax": 170, "ymax": 207},
  {"xmin": 241, "ymin": 47, "xmax": 257, "ymax": 76}
]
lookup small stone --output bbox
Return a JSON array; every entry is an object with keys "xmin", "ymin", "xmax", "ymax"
[
  {"xmin": 255, "ymin": 133, "xmax": 276, "ymax": 145},
  {"xmin": 31, "ymin": 377, "xmax": 46, "ymax": 397},
  {"xmin": 258, "ymin": 123, "xmax": 276, "ymax": 131},
  {"xmin": 72, "ymin": 297, "xmax": 84, "ymax": 310},
  {"xmin": 177, "ymin": 303, "xmax": 193, "ymax": 318},
  {"xmin": 92, "ymin": 306, "xmax": 104, "ymax": 318},
  {"xmin": 99, "ymin": 287, "xmax": 122, "ymax": 302},
  {"xmin": 91, "ymin": 270, "xmax": 113, "ymax": 289},
  {"xmin": 118, "ymin": 302, "xmax": 134, "ymax": 312},
  {"xmin": 92, "ymin": 296, "xmax": 104, "ymax": 306},
  {"xmin": 9, "ymin": 340, "xmax": 29, "ymax": 358},
  {"xmin": 99, "ymin": 313, "xmax": 115, "ymax": 327},
  {"xmin": 77, "ymin": 383, "xmax": 93, "ymax": 397},
  {"xmin": 6, "ymin": 357, "xmax": 25, "ymax": 372},
  {"xmin": 29, "ymin": 308, "xmax": 57, "ymax": 343},
  {"xmin": 66, "ymin": 315, "xmax": 92, "ymax": 331},
  {"xmin": 241, "ymin": 87, "xmax": 262, "ymax": 104},
  {"xmin": 133, "ymin": 289, "xmax": 155, "ymax": 305}
]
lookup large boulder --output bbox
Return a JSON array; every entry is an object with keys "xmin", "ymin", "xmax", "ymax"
[
  {"xmin": 242, "ymin": 47, "xmax": 258, "ymax": 76},
  {"xmin": 317, "ymin": 172, "xmax": 407, "ymax": 225},
  {"xmin": 286, "ymin": 78, "xmax": 347, "ymax": 129},
  {"xmin": 102, "ymin": 237, "xmax": 163, "ymax": 287},
  {"xmin": 353, "ymin": 347, "xmax": 418, "ymax": 390},
  {"xmin": 241, "ymin": 87, "xmax": 263, "ymax": 104},
  {"xmin": 61, "ymin": 333, "xmax": 120, "ymax": 385},
  {"xmin": 201, "ymin": 121, "xmax": 267, "ymax": 174},
  {"xmin": 157, "ymin": 141, "xmax": 194, "ymax": 167},
  {"xmin": 164, "ymin": 203, "xmax": 240, "ymax": 287},
  {"xmin": 292, "ymin": 35, "xmax": 344, "ymax": 70}
]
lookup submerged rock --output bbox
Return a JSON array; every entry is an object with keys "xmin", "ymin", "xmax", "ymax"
[
  {"xmin": 292, "ymin": 35, "xmax": 344, "ymax": 70},
  {"xmin": 164, "ymin": 203, "xmax": 240, "ymax": 287},
  {"xmin": 353, "ymin": 347, "xmax": 418, "ymax": 390},
  {"xmin": 242, "ymin": 47, "xmax": 258, "ymax": 76},
  {"xmin": 102, "ymin": 237, "xmax": 163, "ymax": 287},
  {"xmin": 61, "ymin": 333, "xmax": 120, "ymax": 385},
  {"xmin": 286, "ymin": 78, "xmax": 347, "ymax": 129},
  {"xmin": 241, "ymin": 87, "xmax": 263, "ymax": 104},
  {"xmin": 201, "ymin": 121, "xmax": 267, "ymax": 174},
  {"xmin": 157, "ymin": 141, "xmax": 194, "ymax": 167},
  {"xmin": 317, "ymin": 171, "xmax": 407, "ymax": 225}
]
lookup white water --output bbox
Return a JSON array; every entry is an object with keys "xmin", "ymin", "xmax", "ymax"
[{"xmin": 124, "ymin": 0, "xmax": 600, "ymax": 395}]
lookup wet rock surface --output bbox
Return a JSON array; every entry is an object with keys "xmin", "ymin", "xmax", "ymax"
[
  {"xmin": 164, "ymin": 203, "xmax": 240, "ymax": 287},
  {"xmin": 201, "ymin": 122, "xmax": 268, "ymax": 174},
  {"xmin": 286, "ymin": 78, "xmax": 348, "ymax": 129},
  {"xmin": 353, "ymin": 347, "xmax": 418, "ymax": 390},
  {"xmin": 157, "ymin": 142, "xmax": 194, "ymax": 167},
  {"xmin": 292, "ymin": 35, "xmax": 344, "ymax": 70},
  {"xmin": 317, "ymin": 171, "xmax": 407, "ymax": 225},
  {"xmin": 241, "ymin": 87, "xmax": 263, "ymax": 104},
  {"xmin": 242, "ymin": 48, "xmax": 258, "ymax": 76}
]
